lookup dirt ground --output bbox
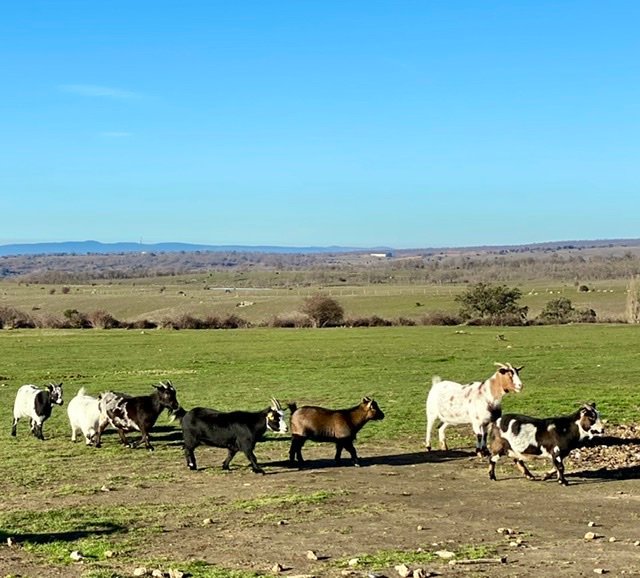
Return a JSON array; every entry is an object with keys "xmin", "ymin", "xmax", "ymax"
[{"xmin": 1, "ymin": 427, "xmax": 639, "ymax": 578}]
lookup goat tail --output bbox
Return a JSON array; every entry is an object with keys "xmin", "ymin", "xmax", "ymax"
[
  {"xmin": 287, "ymin": 401, "xmax": 298, "ymax": 415},
  {"xmin": 431, "ymin": 376, "xmax": 442, "ymax": 386},
  {"xmin": 76, "ymin": 386, "xmax": 87, "ymax": 397},
  {"xmin": 168, "ymin": 406, "xmax": 187, "ymax": 423}
]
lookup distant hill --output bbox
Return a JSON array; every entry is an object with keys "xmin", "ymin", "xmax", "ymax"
[
  {"xmin": 0, "ymin": 238, "xmax": 639, "ymax": 258},
  {"xmin": 0, "ymin": 240, "xmax": 371, "ymax": 257}
]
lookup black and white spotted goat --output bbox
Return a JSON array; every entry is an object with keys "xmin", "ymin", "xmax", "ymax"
[
  {"xmin": 488, "ymin": 402, "xmax": 604, "ymax": 486},
  {"xmin": 97, "ymin": 381, "xmax": 180, "ymax": 450},
  {"xmin": 11, "ymin": 383, "xmax": 64, "ymax": 440}
]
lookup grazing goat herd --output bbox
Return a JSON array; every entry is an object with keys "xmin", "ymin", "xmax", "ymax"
[{"xmin": 10, "ymin": 362, "xmax": 604, "ymax": 486}]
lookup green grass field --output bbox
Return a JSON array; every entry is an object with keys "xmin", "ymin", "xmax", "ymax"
[
  {"xmin": 1, "ymin": 325, "xmax": 639, "ymax": 446},
  {"xmin": 1, "ymin": 325, "xmax": 639, "ymax": 577}
]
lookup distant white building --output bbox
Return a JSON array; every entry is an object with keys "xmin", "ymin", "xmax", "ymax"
[{"xmin": 370, "ymin": 252, "xmax": 393, "ymax": 258}]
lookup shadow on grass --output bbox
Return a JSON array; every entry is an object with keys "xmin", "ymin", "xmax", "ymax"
[{"xmin": 0, "ymin": 522, "xmax": 125, "ymax": 545}]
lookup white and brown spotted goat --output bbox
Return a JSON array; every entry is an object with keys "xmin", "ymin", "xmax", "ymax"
[{"xmin": 425, "ymin": 362, "xmax": 523, "ymax": 456}]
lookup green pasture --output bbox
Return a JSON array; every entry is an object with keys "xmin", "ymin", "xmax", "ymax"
[
  {"xmin": 1, "ymin": 325, "xmax": 639, "ymax": 576},
  {"xmin": 0, "ymin": 276, "xmax": 631, "ymax": 323},
  {"xmin": 1, "ymin": 325, "xmax": 639, "ymax": 451}
]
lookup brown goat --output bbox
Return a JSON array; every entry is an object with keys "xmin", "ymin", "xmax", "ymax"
[{"xmin": 288, "ymin": 397, "xmax": 385, "ymax": 467}]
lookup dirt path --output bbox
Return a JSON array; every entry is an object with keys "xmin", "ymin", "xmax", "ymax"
[{"xmin": 1, "ymin": 433, "xmax": 639, "ymax": 578}]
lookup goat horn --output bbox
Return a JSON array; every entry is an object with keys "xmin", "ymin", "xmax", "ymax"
[
  {"xmin": 494, "ymin": 362, "xmax": 508, "ymax": 369},
  {"xmin": 271, "ymin": 397, "xmax": 282, "ymax": 410}
]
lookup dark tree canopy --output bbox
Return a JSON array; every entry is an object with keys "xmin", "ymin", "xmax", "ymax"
[{"xmin": 455, "ymin": 283, "xmax": 528, "ymax": 322}]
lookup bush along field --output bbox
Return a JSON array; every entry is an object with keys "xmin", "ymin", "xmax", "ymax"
[{"xmin": 0, "ymin": 325, "xmax": 639, "ymax": 577}]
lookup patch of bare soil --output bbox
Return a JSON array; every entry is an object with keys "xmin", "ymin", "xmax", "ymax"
[{"xmin": 1, "ymin": 427, "xmax": 639, "ymax": 578}]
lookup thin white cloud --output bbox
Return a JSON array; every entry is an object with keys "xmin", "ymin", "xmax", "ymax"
[
  {"xmin": 100, "ymin": 131, "xmax": 132, "ymax": 138},
  {"xmin": 59, "ymin": 84, "xmax": 141, "ymax": 99}
]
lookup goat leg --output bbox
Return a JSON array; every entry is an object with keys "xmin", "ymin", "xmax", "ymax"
[
  {"xmin": 343, "ymin": 439, "xmax": 360, "ymax": 467},
  {"xmin": 222, "ymin": 448, "xmax": 238, "ymax": 471},
  {"xmin": 10, "ymin": 418, "xmax": 18, "ymax": 437},
  {"xmin": 289, "ymin": 436, "xmax": 306, "ymax": 467},
  {"xmin": 334, "ymin": 441, "xmax": 344, "ymax": 464},
  {"xmin": 514, "ymin": 459, "xmax": 536, "ymax": 480},
  {"xmin": 184, "ymin": 446, "xmax": 198, "ymax": 470},
  {"xmin": 244, "ymin": 449, "xmax": 265, "ymax": 475}
]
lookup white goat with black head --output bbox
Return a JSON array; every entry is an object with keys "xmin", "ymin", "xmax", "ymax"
[
  {"xmin": 425, "ymin": 362, "xmax": 523, "ymax": 456},
  {"xmin": 12, "ymin": 383, "xmax": 64, "ymax": 440}
]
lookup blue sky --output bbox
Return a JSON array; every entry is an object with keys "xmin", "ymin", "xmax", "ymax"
[{"xmin": 1, "ymin": 1, "xmax": 638, "ymax": 248}]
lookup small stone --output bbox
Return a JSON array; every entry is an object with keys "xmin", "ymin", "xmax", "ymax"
[
  {"xmin": 133, "ymin": 568, "xmax": 149, "ymax": 577},
  {"xmin": 306, "ymin": 550, "xmax": 319, "ymax": 560},
  {"xmin": 348, "ymin": 558, "xmax": 360, "ymax": 567},
  {"xmin": 584, "ymin": 532, "xmax": 598, "ymax": 541},
  {"xmin": 100, "ymin": 485, "xmax": 111, "ymax": 492},
  {"xmin": 416, "ymin": 525, "xmax": 423, "ymax": 531},
  {"xmin": 412, "ymin": 569, "xmax": 426, "ymax": 578},
  {"xmin": 6, "ymin": 537, "xmax": 15, "ymax": 547},
  {"xmin": 588, "ymin": 521, "xmax": 596, "ymax": 527},
  {"xmin": 634, "ymin": 541, "xmax": 640, "ymax": 547},
  {"xmin": 497, "ymin": 527, "xmax": 515, "ymax": 535},
  {"xmin": 202, "ymin": 518, "xmax": 213, "ymax": 526},
  {"xmin": 104, "ymin": 550, "xmax": 115, "ymax": 558},
  {"xmin": 70, "ymin": 551, "xmax": 83, "ymax": 561},
  {"xmin": 152, "ymin": 570, "xmax": 164, "ymax": 578},
  {"xmin": 168, "ymin": 571, "xmax": 185, "ymax": 578},
  {"xmin": 594, "ymin": 569, "xmax": 608, "ymax": 575},
  {"xmin": 435, "ymin": 550, "xmax": 455, "ymax": 559},
  {"xmin": 277, "ymin": 519, "xmax": 288, "ymax": 526},
  {"xmin": 608, "ymin": 537, "xmax": 616, "ymax": 543},
  {"xmin": 395, "ymin": 563, "xmax": 411, "ymax": 577},
  {"xmin": 272, "ymin": 563, "xmax": 284, "ymax": 573}
]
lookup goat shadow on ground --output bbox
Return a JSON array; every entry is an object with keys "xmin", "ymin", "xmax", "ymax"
[
  {"xmin": 581, "ymin": 435, "xmax": 640, "ymax": 448},
  {"xmin": 0, "ymin": 523, "xmax": 125, "ymax": 546},
  {"xmin": 567, "ymin": 435, "xmax": 640, "ymax": 483},
  {"xmin": 569, "ymin": 464, "xmax": 640, "ymax": 483},
  {"xmin": 263, "ymin": 449, "xmax": 474, "ymax": 471}
]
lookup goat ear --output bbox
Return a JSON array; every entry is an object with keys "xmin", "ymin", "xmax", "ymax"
[
  {"xmin": 589, "ymin": 401, "xmax": 597, "ymax": 409},
  {"xmin": 515, "ymin": 366, "xmax": 524, "ymax": 373},
  {"xmin": 362, "ymin": 396, "xmax": 372, "ymax": 404}
]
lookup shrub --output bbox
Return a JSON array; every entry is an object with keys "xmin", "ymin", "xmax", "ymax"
[
  {"xmin": 574, "ymin": 307, "xmax": 597, "ymax": 323},
  {"xmin": 0, "ymin": 307, "xmax": 35, "ymax": 329},
  {"xmin": 62, "ymin": 309, "xmax": 91, "ymax": 328},
  {"xmin": 455, "ymin": 283, "xmax": 528, "ymax": 323},
  {"xmin": 301, "ymin": 294, "xmax": 344, "ymax": 327},
  {"xmin": 538, "ymin": 297, "xmax": 575, "ymax": 324},
  {"xmin": 61, "ymin": 286, "xmax": 71, "ymax": 294},
  {"xmin": 124, "ymin": 319, "xmax": 158, "ymax": 330},
  {"xmin": 578, "ymin": 284, "xmax": 590, "ymax": 292},
  {"xmin": 268, "ymin": 314, "xmax": 313, "ymax": 328},
  {"xmin": 345, "ymin": 315, "xmax": 393, "ymax": 327},
  {"xmin": 218, "ymin": 314, "xmax": 250, "ymax": 329},
  {"xmin": 87, "ymin": 309, "xmax": 121, "ymax": 329},
  {"xmin": 420, "ymin": 312, "xmax": 462, "ymax": 326}
]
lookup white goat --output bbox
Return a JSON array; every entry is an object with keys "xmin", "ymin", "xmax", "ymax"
[
  {"xmin": 425, "ymin": 362, "xmax": 523, "ymax": 456},
  {"xmin": 67, "ymin": 387, "xmax": 109, "ymax": 446}
]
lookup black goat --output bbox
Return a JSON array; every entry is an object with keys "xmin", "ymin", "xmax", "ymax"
[
  {"xmin": 488, "ymin": 403, "xmax": 604, "ymax": 486},
  {"xmin": 288, "ymin": 397, "xmax": 385, "ymax": 467},
  {"xmin": 178, "ymin": 398, "xmax": 287, "ymax": 474},
  {"xmin": 97, "ymin": 381, "xmax": 179, "ymax": 450}
]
